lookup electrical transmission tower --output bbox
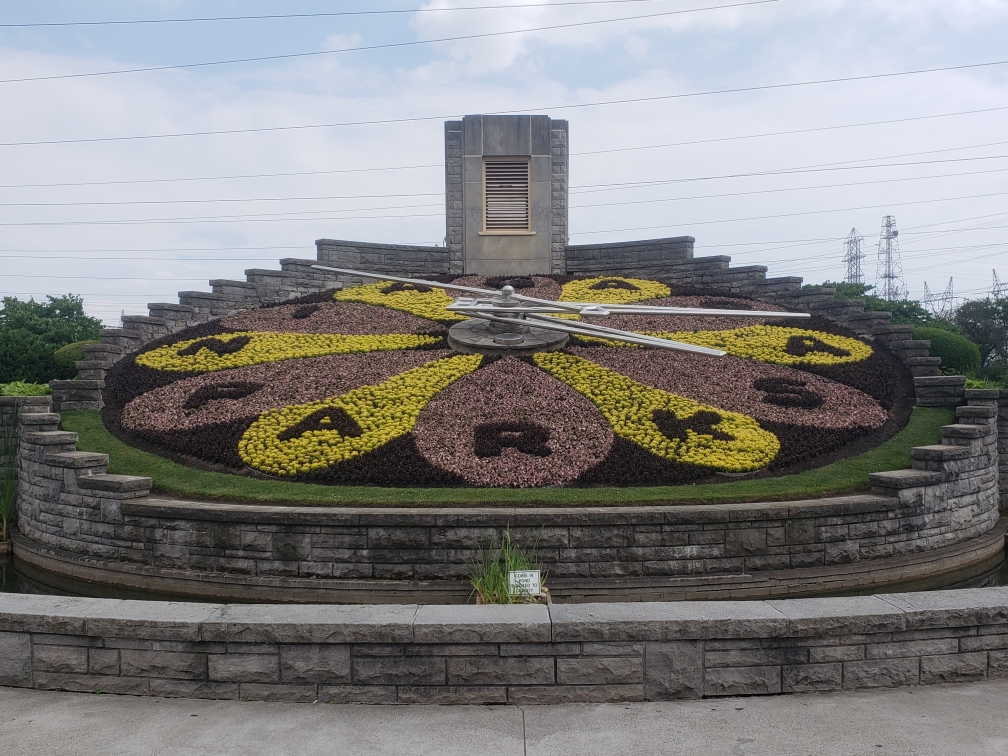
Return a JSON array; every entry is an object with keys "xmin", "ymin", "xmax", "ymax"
[
  {"xmin": 842, "ymin": 228, "xmax": 865, "ymax": 285},
  {"xmin": 922, "ymin": 278, "xmax": 954, "ymax": 319},
  {"xmin": 992, "ymin": 270, "xmax": 1007, "ymax": 299},
  {"xmin": 875, "ymin": 214, "xmax": 907, "ymax": 301}
]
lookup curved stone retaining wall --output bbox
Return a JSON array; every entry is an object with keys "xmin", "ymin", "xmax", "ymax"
[
  {"xmin": 3, "ymin": 589, "xmax": 1008, "ymax": 703},
  {"xmin": 4, "ymin": 391, "xmax": 1003, "ymax": 602}
]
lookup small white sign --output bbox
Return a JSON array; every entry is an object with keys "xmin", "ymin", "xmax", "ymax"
[{"xmin": 508, "ymin": 570, "xmax": 541, "ymax": 597}]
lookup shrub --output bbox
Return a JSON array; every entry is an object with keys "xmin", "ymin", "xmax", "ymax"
[
  {"xmin": 0, "ymin": 295, "xmax": 103, "ymax": 383},
  {"xmin": 915, "ymin": 327, "xmax": 981, "ymax": 374},
  {"xmin": 53, "ymin": 340, "xmax": 98, "ymax": 379},
  {"xmin": 0, "ymin": 381, "xmax": 52, "ymax": 396}
]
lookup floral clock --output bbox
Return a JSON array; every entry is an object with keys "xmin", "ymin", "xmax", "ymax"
[{"xmin": 103, "ymin": 275, "xmax": 901, "ymax": 488}]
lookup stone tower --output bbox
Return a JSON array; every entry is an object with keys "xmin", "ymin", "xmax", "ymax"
[{"xmin": 445, "ymin": 115, "xmax": 568, "ymax": 276}]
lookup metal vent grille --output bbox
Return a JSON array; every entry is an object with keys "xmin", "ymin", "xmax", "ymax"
[{"xmin": 484, "ymin": 160, "xmax": 530, "ymax": 231}]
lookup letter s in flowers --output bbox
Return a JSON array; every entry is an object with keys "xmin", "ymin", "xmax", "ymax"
[
  {"xmin": 533, "ymin": 352, "xmax": 780, "ymax": 472},
  {"xmin": 238, "ymin": 354, "xmax": 482, "ymax": 476}
]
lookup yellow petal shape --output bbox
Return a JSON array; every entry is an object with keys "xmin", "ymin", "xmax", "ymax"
[
  {"xmin": 533, "ymin": 352, "xmax": 779, "ymax": 472},
  {"xmin": 560, "ymin": 276, "xmax": 671, "ymax": 305},
  {"xmin": 646, "ymin": 326, "xmax": 872, "ymax": 366},
  {"xmin": 335, "ymin": 282, "xmax": 466, "ymax": 322},
  {"xmin": 238, "ymin": 354, "xmax": 482, "ymax": 475},
  {"xmin": 136, "ymin": 331, "xmax": 442, "ymax": 373}
]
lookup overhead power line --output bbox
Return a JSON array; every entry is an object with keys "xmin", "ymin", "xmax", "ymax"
[
  {"xmin": 7, "ymin": 163, "xmax": 1008, "ymax": 211},
  {"xmin": 0, "ymin": 1, "xmax": 784, "ymax": 84},
  {"xmin": 4, "ymin": 105, "xmax": 1008, "ymax": 188},
  {"xmin": 3, "ymin": 57, "xmax": 1008, "ymax": 144},
  {"xmin": 0, "ymin": 0, "xmax": 762, "ymax": 27}
]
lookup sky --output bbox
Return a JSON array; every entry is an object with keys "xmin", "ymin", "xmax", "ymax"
[{"xmin": 1, "ymin": 0, "xmax": 1007, "ymax": 324}]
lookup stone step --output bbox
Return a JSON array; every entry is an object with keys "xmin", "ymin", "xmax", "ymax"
[
  {"xmin": 956, "ymin": 405, "xmax": 998, "ymax": 420},
  {"xmin": 16, "ymin": 412, "xmax": 61, "ymax": 432},
  {"xmin": 279, "ymin": 258, "xmax": 346, "ymax": 286},
  {"xmin": 965, "ymin": 388, "xmax": 1001, "ymax": 402},
  {"xmin": 46, "ymin": 451, "xmax": 109, "ymax": 470},
  {"xmin": 210, "ymin": 279, "xmax": 259, "ymax": 297},
  {"xmin": 845, "ymin": 311, "xmax": 893, "ymax": 329},
  {"xmin": 914, "ymin": 375, "xmax": 968, "ymax": 387},
  {"xmin": 903, "ymin": 357, "xmax": 942, "ymax": 367},
  {"xmin": 889, "ymin": 339, "xmax": 931, "ymax": 352},
  {"xmin": 100, "ymin": 328, "xmax": 143, "ymax": 349},
  {"xmin": 868, "ymin": 468, "xmax": 944, "ymax": 490},
  {"xmin": 74, "ymin": 361, "xmax": 109, "ymax": 381},
  {"xmin": 910, "ymin": 444, "xmax": 970, "ymax": 462},
  {"xmin": 147, "ymin": 302, "xmax": 202, "ymax": 329},
  {"xmin": 77, "ymin": 473, "xmax": 153, "ymax": 493},
  {"xmin": 909, "ymin": 365, "xmax": 941, "ymax": 377},
  {"xmin": 121, "ymin": 315, "xmax": 170, "ymax": 341},
  {"xmin": 941, "ymin": 423, "xmax": 988, "ymax": 440},
  {"xmin": 20, "ymin": 430, "xmax": 78, "ymax": 447},
  {"xmin": 177, "ymin": 291, "xmax": 252, "ymax": 317},
  {"xmin": 873, "ymin": 324, "xmax": 916, "ymax": 337}
]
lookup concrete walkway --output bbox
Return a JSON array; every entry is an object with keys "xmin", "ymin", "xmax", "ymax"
[{"xmin": 4, "ymin": 681, "xmax": 1008, "ymax": 756}]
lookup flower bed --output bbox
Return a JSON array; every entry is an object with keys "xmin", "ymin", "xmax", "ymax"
[{"xmin": 101, "ymin": 275, "xmax": 904, "ymax": 487}]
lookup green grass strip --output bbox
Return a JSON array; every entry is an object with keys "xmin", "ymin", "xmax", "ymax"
[{"xmin": 61, "ymin": 408, "xmax": 953, "ymax": 507}]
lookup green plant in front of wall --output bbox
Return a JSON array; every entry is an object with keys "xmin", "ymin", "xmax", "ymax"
[
  {"xmin": 0, "ymin": 381, "xmax": 51, "ymax": 397},
  {"xmin": 468, "ymin": 528, "xmax": 545, "ymax": 604},
  {"xmin": 0, "ymin": 398, "xmax": 20, "ymax": 541}
]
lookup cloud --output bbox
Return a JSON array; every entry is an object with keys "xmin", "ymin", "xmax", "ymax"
[{"xmin": 2, "ymin": 0, "xmax": 1008, "ymax": 323}]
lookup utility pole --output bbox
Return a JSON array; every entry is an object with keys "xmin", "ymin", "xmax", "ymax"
[
  {"xmin": 842, "ymin": 228, "xmax": 865, "ymax": 285},
  {"xmin": 922, "ymin": 277, "xmax": 954, "ymax": 319},
  {"xmin": 875, "ymin": 214, "xmax": 906, "ymax": 301}
]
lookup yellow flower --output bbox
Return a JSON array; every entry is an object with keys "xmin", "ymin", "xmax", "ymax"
[
  {"xmin": 533, "ymin": 352, "xmax": 779, "ymax": 472},
  {"xmin": 238, "ymin": 354, "xmax": 482, "ymax": 475},
  {"xmin": 560, "ymin": 276, "xmax": 671, "ymax": 305},
  {"xmin": 646, "ymin": 326, "xmax": 872, "ymax": 366},
  {"xmin": 335, "ymin": 282, "xmax": 466, "ymax": 323},
  {"xmin": 136, "ymin": 331, "xmax": 441, "ymax": 373}
]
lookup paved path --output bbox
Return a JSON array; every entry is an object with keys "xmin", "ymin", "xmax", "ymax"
[{"xmin": 4, "ymin": 681, "xmax": 1008, "ymax": 755}]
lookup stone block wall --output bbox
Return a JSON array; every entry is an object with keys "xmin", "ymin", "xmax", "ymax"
[
  {"xmin": 549, "ymin": 122, "xmax": 569, "ymax": 275},
  {"xmin": 7, "ymin": 392, "xmax": 1003, "ymax": 602},
  {"xmin": 0, "ymin": 397, "xmax": 51, "ymax": 484},
  {"xmin": 4, "ymin": 589, "xmax": 1008, "ymax": 703},
  {"xmin": 315, "ymin": 239, "xmax": 449, "ymax": 277},
  {"xmin": 1001, "ymin": 391, "xmax": 1008, "ymax": 512},
  {"xmin": 445, "ymin": 120, "xmax": 464, "ymax": 275},
  {"xmin": 565, "ymin": 237, "xmax": 696, "ymax": 277}
]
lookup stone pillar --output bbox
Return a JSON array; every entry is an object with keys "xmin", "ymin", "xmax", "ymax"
[
  {"xmin": 444, "ymin": 120, "xmax": 464, "ymax": 276},
  {"xmin": 449, "ymin": 114, "xmax": 569, "ymax": 276}
]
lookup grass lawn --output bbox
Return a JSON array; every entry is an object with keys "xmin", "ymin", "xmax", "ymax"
[{"xmin": 61, "ymin": 408, "xmax": 954, "ymax": 507}]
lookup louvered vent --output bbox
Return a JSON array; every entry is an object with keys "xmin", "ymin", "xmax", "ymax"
[{"xmin": 484, "ymin": 160, "xmax": 530, "ymax": 231}]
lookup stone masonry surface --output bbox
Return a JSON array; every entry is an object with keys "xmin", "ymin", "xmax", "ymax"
[
  {"xmin": 3, "ymin": 390, "xmax": 1003, "ymax": 599},
  {"xmin": 5, "ymin": 588, "xmax": 1008, "ymax": 704}
]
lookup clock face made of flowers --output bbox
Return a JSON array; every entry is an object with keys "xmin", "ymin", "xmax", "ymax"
[{"xmin": 105, "ymin": 274, "xmax": 898, "ymax": 488}]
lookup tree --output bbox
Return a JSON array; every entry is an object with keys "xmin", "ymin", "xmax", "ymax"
[
  {"xmin": 0, "ymin": 295, "xmax": 103, "ymax": 383},
  {"xmin": 955, "ymin": 297, "xmax": 1008, "ymax": 367}
]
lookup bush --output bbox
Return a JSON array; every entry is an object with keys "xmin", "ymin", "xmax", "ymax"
[
  {"xmin": 0, "ymin": 381, "xmax": 51, "ymax": 396},
  {"xmin": 53, "ymin": 340, "xmax": 98, "ymax": 379},
  {"xmin": 915, "ymin": 327, "xmax": 981, "ymax": 374},
  {"xmin": 0, "ymin": 295, "xmax": 103, "ymax": 384}
]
